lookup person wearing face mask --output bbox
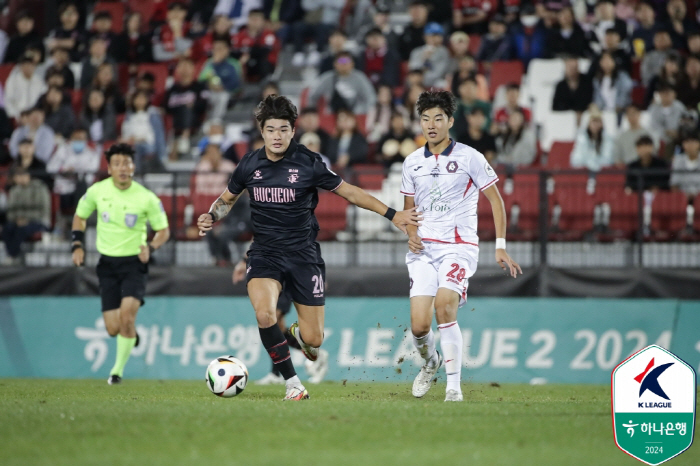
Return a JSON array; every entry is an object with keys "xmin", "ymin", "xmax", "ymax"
[
  {"xmin": 196, "ymin": 119, "xmax": 233, "ymax": 156},
  {"xmin": 510, "ymin": 3, "xmax": 548, "ymax": 68}
]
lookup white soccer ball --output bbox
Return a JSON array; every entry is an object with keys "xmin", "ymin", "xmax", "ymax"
[{"xmin": 205, "ymin": 356, "xmax": 249, "ymax": 398}]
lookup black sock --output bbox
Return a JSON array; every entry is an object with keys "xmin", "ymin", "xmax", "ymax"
[
  {"xmin": 259, "ymin": 324, "xmax": 296, "ymax": 380},
  {"xmin": 284, "ymin": 328, "xmax": 302, "ymax": 350},
  {"xmin": 271, "ymin": 362, "xmax": 281, "ymax": 376}
]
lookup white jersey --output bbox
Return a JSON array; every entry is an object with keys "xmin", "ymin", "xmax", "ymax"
[{"xmin": 400, "ymin": 140, "xmax": 498, "ymax": 246}]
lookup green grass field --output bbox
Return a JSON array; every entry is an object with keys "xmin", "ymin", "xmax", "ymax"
[{"xmin": 0, "ymin": 380, "xmax": 697, "ymax": 466}]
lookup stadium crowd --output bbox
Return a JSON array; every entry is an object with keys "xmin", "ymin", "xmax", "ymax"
[{"xmin": 1, "ymin": 0, "xmax": 700, "ymax": 264}]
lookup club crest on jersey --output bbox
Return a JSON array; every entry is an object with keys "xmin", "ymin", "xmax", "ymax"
[
  {"xmin": 446, "ymin": 161, "xmax": 458, "ymax": 173},
  {"xmin": 253, "ymin": 170, "xmax": 263, "ymax": 180},
  {"xmin": 101, "ymin": 212, "xmax": 110, "ymax": 223},
  {"xmin": 288, "ymin": 174, "xmax": 299, "ymax": 183},
  {"xmin": 485, "ymin": 162, "xmax": 496, "ymax": 177},
  {"xmin": 124, "ymin": 213, "xmax": 138, "ymax": 228}
]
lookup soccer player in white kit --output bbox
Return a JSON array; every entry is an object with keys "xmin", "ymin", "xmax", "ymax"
[{"xmin": 401, "ymin": 90, "xmax": 522, "ymax": 402}]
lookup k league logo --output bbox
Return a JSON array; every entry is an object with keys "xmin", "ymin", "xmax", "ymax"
[{"xmin": 124, "ymin": 214, "xmax": 138, "ymax": 228}]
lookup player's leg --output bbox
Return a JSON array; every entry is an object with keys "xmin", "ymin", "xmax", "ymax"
[
  {"xmin": 108, "ymin": 297, "xmax": 140, "ymax": 382},
  {"xmin": 97, "ymin": 258, "xmax": 127, "ymax": 384},
  {"xmin": 291, "ymin": 302, "xmax": 330, "ymax": 384},
  {"xmin": 257, "ymin": 289, "xmax": 294, "ymax": 386}
]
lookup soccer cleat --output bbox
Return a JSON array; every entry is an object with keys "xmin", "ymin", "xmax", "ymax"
[
  {"xmin": 135, "ymin": 332, "xmax": 140, "ymax": 348},
  {"xmin": 107, "ymin": 375, "xmax": 122, "ymax": 385},
  {"xmin": 305, "ymin": 348, "xmax": 329, "ymax": 384},
  {"xmin": 289, "ymin": 323, "xmax": 318, "ymax": 362},
  {"xmin": 444, "ymin": 389, "xmax": 463, "ymax": 402},
  {"xmin": 412, "ymin": 350, "xmax": 443, "ymax": 398},
  {"xmin": 256, "ymin": 372, "xmax": 285, "ymax": 385},
  {"xmin": 283, "ymin": 385, "xmax": 310, "ymax": 401}
]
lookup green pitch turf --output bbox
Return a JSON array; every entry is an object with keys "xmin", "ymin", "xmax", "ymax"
[{"xmin": 0, "ymin": 380, "xmax": 697, "ymax": 466}]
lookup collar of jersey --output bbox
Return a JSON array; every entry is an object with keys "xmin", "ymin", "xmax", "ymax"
[
  {"xmin": 257, "ymin": 139, "xmax": 298, "ymax": 159},
  {"xmin": 423, "ymin": 139, "xmax": 455, "ymax": 158}
]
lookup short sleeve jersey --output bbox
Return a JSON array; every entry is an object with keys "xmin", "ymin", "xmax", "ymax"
[
  {"xmin": 75, "ymin": 179, "xmax": 169, "ymax": 257},
  {"xmin": 401, "ymin": 140, "xmax": 498, "ymax": 246},
  {"xmin": 227, "ymin": 140, "xmax": 344, "ymax": 253}
]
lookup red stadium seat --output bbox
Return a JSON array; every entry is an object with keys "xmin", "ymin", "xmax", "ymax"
[
  {"xmin": 352, "ymin": 164, "xmax": 385, "ymax": 189},
  {"xmin": 299, "ymin": 87, "xmax": 309, "ymax": 109},
  {"xmin": 158, "ymin": 193, "xmax": 188, "ymax": 235},
  {"xmin": 546, "ymin": 142, "xmax": 574, "ymax": 170},
  {"xmin": 70, "ymin": 90, "xmax": 83, "ymax": 116},
  {"xmin": 551, "ymin": 173, "xmax": 595, "ymax": 238},
  {"xmin": 355, "ymin": 114, "xmax": 367, "ymax": 137},
  {"xmin": 93, "ymin": 2, "xmax": 125, "ymax": 33},
  {"xmin": 315, "ymin": 191, "xmax": 348, "ymax": 240},
  {"xmin": 0, "ymin": 63, "xmax": 13, "ymax": 86},
  {"xmin": 117, "ymin": 63, "xmax": 130, "ymax": 94},
  {"xmin": 632, "ymin": 85, "xmax": 646, "ymax": 108},
  {"xmin": 468, "ymin": 34, "xmax": 481, "ymax": 56},
  {"xmin": 594, "ymin": 173, "xmax": 639, "ymax": 239},
  {"xmin": 488, "ymin": 61, "xmax": 524, "ymax": 98},
  {"xmin": 128, "ymin": 0, "xmax": 157, "ymax": 26},
  {"xmin": 497, "ymin": 173, "xmax": 543, "ymax": 240},
  {"xmin": 137, "ymin": 63, "xmax": 169, "ymax": 96},
  {"xmin": 651, "ymin": 191, "xmax": 688, "ymax": 237}
]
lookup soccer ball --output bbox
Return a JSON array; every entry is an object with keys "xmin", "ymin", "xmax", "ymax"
[{"xmin": 205, "ymin": 356, "xmax": 249, "ymax": 398}]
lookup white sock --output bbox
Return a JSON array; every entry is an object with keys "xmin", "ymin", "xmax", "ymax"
[
  {"xmin": 439, "ymin": 321, "xmax": 462, "ymax": 393},
  {"xmin": 413, "ymin": 329, "xmax": 438, "ymax": 366},
  {"xmin": 286, "ymin": 375, "xmax": 302, "ymax": 388}
]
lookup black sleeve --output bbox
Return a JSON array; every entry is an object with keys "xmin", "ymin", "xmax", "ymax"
[
  {"xmin": 312, "ymin": 156, "xmax": 343, "ymax": 191},
  {"xmin": 227, "ymin": 156, "xmax": 249, "ymax": 194}
]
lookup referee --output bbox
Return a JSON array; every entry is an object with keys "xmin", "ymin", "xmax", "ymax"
[{"xmin": 71, "ymin": 143, "xmax": 170, "ymax": 385}]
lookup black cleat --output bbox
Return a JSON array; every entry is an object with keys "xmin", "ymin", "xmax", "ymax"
[
  {"xmin": 135, "ymin": 332, "xmax": 140, "ymax": 347},
  {"xmin": 107, "ymin": 375, "xmax": 122, "ymax": 385}
]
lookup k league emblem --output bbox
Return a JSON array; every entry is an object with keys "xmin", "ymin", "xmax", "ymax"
[
  {"xmin": 446, "ymin": 161, "xmax": 458, "ymax": 173},
  {"xmin": 124, "ymin": 213, "xmax": 138, "ymax": 228},
  {"xmin": 101, "ymin": 212, "xmax": 110, "ymax": 223}
]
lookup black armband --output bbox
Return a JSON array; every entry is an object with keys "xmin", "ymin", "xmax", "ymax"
[
  {"xmin": 208, "ymin": 211, "xmax": 218, "ymax": 223},
  {"xmin": 71, "ymin": 243, "xmax": 83, "ymax": 252},
  {"xmin": 71, "ymin": 230, "xmax": 85, "ymax": 244},
  {"xmin": 383, "ymin": 207, "xmax": 396, "ymax": 221}
]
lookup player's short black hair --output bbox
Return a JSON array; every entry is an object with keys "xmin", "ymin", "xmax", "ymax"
[
  {"xmin": 105, "ymin": 143, "xmax": 135, "ymax": 163},
  {"xmin": 255, "ymin": 95, "xmax": 298, "ymax": 129},
  {"xmin": 416, "ymin": 90, "xmax": 457, "ymax": 118},
  {"xmin": 635, "ymin": 135, "xmax": 654, "ymax": 146}
]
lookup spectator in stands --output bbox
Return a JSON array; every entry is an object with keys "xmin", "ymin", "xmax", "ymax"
[
  {"xmin": 198, "ymin": 39, "xmax": 242, "ymax": 120},
  {"xmin": 46, "ymin": 126, "xmax": 100, "ymax": 218},
  {"xmin": 164, "ymin": 58, "xmax": 209, "ymax": 147},
  {"xmin": 649, "ymin": 83, "xmax": 686, "ymax": 159},
  {"xmin": 213, "ymin": 0, "xmax": 264, "ymax": 34},
  {"xmin": 457, "ymin": 108, "xmax": 497, "ymax": 162},
  {"xmin": 545, "ymin": 6, "xmax": 591, "ymax": 59},
  {"xmin": 407, "ymin": 23, "xmax": 450, "ymax": 88},
  {"xmin": 121, "ymin": 90, "xmax": 167, "ymax": 172},
  {"xmin": 11, "ymin": 139, "xmax": 53, "ymax": 191},
  {"xmin": 447, "ymin": 54, "xmax": 489, "ymax": 101},
  {"xmin": 41, "ymin": 85, "xmax": 75, "ymax": 140},
  {"xmin": 196, "ymin": 119, "xmax": 234, "ymax": 157},
  {"xmin": 642, "ymin": 30, "xmax": 673, "ymax": 86},
  {"xmin": 44, "ymin": 47, "xmax": 75, "ymax": 90},
  {"xmin": 46, "ymin": 2, "xmax": 86, "ymax": 62},
  {"xmin": 89, "ymin": 63, "xmax": 125, "ymax": 114},
  {"xmin": 112, "ymin": 12, "xmax": 154, "ymax": 65},
  {"xmin": 677, "ymin": 54, "xmax": 700, "ymax": 111},
  {"xmin": 662, "ymin": 0, "xmax": 698, "ymax": 53},
  {"xmin": 309, "ymin": 52, "xmax": 377, "ymax": 115},
  {"xmin": 377, "ymin": 112, "xmax": 417, "ymax": 168},
  {"xmin": 318, "ymin": 29, "xmax": 353, "ymax": 75},
  {"xmin": 1, "ymin": 167, "xmax": 51, "ymax": 264},
  {"xmin": 477, "ymin": 15, "xmax": 513, "ymax": 63},
  {"xmin": 290, "ymin": 0, "xmax": 344, "ymax": 68},
  {"xmin": 327, "ymin": 109, "xmax": 369, "ymax": 168},
  {"xmin": 404, "ymin": 83, "xmax": 426, "ymax": 135},
  {"xmin": 624, "ymin": 135, "xmax": 669, "ymax": 193},
  {"xmin": 4, "ymin": 11, "xmax": 44, "ymax": 64},
  {"xmin": 366, "ymin": 85, "xmax": 409, "ymax": 144},
  {"xmin": 354, "ymin": 4, "xmax": 398, "ymax": 51},
  {"xmin": 453, "ymin": 77, "xmax": 492, "ymax": 138},
  {"xmin": 630, "ymin": 1, "xmax": 656, "ymax": 58},
  {"xmin": 590, "ymin": 0, "xmax": 628, "ymax": 47},
  {"xmin": 510, "ymin": 3, "xmax": 548, "ymax": 67},
  {"xmin": 615, "ymin": 104, "xmax": 655, "ymax": 167},
  {"xmin": 570, "ymin": 107, "xmax": 614, "ymax": 172},
  {"xmin": 5, "ymin": 55, "xmax": 45, "ymax": 119},
  {"xmin": 552, "ymin": 56, "xmax": 594, "ymax": 114},
  {"xmin": 299, "ymin": 132, "xmax": 331, "ymax": 168},
  {"xmin": 359, "ymin": 28, "xmax": 401, "ymax": 88},
  {"xmin": 645, "ymin": 52, "xmax": 682, "ymax": 107},
  {"xmin": 194, "ymin": 143, "xmax": 237, "ymax": 195},
  {"xmin": 194, "ymin": 15, "xmax": 232, "ymax": 62},
  {"xmin": 453, "ymin": 0, "xmax": 494, "ymax": 35},
  {"xmin": 232, "ymin": 9, "xmax": 280, "ymax": 83},
  {"xmin": 399, "ymin": 1, "xmax": 429, "ymax": 61},
  {"xmin": 671, "ymin": 132, "xmax": 700, "ymax": 200},
  {"xmin": 495, "ymin": 108, "xmax": 537, "ymax": 168},
  {"xmin": 89, "ymin": 11, "xmax": 117, "ymax": 51},
  {"xmin": 295, "ymin": 107, "xmax": 332, "ymax": 155},
  {"xmin": 493, "ymin": 83, "xmax": 532, "ymax": 134},
  {"xmin": 447, "ymin": 31, "xmax": 470, "ymax": 67},
  {"xmin": 9, "ymin": 108, "xmax": 55, "ymax": 163},
  {"xmin": 79, "ymin": 88, "xmax": 118, "ymax": 144},
  {"xmin": 592, "ymin": 51, "xmax": 633, "ymax": 114},
  {"xmin": 43, "ymin": 69, "xmax": 70, "ymax": 97},
  {"xmin": 153, "ymin": 2, "xmax": 194, "ymax": 64},
  {"xmin": 589, "ymin": 28, "xmax": 632, "ymax": 77},
  {"xmin": 688, "ymin": 32, "xmax": 700, "ymax": 56},
  {"xmin": 79, "ymin": 37, "xmax": 117, "ymax": 91}
]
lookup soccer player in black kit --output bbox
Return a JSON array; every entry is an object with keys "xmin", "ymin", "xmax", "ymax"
[{"xmin": 198, "ymin": 95, "xmax": 420, "ymax": 400}]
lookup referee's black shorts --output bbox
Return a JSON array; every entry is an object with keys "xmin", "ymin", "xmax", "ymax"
[{"xmin": 96, "ymin": 255, "xmax": 148, "ymax": 312}]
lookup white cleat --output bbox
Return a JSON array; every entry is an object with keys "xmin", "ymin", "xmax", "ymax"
[
  {"xmin": 305, "ymin": 348, "xmax": 329, "ymax": 384},
  {"xmin": 412, "ymin": 351, "xmax": 443, "ymax": 398},
  {"xmin": 444, "ymin": 389, "xmax": 463, "ymax": 402},
  {"xmin": 255, "ymin": 372, "xmax": 285, "ymax": 385},
  {"xmin": 289, "ymin": 323, "xmax": 319, "ymax": 361},
  {"xmin": 283, "ymin": 384, "xmax": 310, "ymax": 401}
]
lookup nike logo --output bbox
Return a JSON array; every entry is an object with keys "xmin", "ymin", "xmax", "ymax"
[{"xmin": 414, "ymin": 166, "xmax": 422, "ymax": 171}]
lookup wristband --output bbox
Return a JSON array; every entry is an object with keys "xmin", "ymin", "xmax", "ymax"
[
  {"xmin": 71, "ymin": 230, "xmax": 85, "ymax": 244},
  {"xmin": 71, "ymin": 243, "xmax": 83, "ymax": 252},
  {"xmin": 384, "ymin": 207, "xmax": 396, "ymax": 221},
  {"xmin": 208, "ymin": 211, "xmax": 218, "ymax": 223},
  {"xmin": 496, "ymin": 238, "xmax": 506, "ymax": 250}
]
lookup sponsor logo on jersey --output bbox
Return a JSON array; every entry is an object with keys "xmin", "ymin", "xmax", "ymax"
[
  {"xmin": 252, "ymin": 187, "xmax": 296, "ymax": 203},
  {"xmin": 424, "ymin": 182, "xmax": 451, "ymax": 213},
  {"xmin": 447, "ymin": 161, "xmax": 459, "ymax": 173}
]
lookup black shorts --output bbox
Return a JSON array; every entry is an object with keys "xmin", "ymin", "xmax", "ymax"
[
  {"xmin": 96, "ymin": 255, "xmax": 148, "ymax": 312},
  {"xmin": 277, "ymin": 288, "xmax": 293, "ymax": 315},
  {"xmin": 247, "ymin": 243, "xmax": 325, "ymax": 306}
]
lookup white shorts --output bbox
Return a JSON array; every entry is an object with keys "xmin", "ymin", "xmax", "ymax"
[{"xmin": 406, "ymin": 242, "xmax": 478, "ymax": 306}]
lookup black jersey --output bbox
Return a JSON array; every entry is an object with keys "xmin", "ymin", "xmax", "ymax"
[{"xmin": 227, "ymin": 140, "xmax": 344, "ymax": 253}]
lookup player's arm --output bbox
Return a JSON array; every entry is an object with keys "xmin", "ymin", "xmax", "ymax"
[
  {"xmin": 71, "ymin": 214, "xmax": 88, "ymax": 267},
  {"xmin": 333, "ymin": 181, "xmax": 421, "ymax": 235},
  {"xmin": 404, "ymin": 195, "xmax": 424, "ymax": 254},
  {"xmin": 197, "ymin": 189, "xmax": 242, "ymax": 236},
  {"xmin": 482, "ymin": 185, "xmax": 522, "ymax": 278}
]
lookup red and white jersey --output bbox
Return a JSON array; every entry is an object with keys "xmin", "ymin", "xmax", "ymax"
[{"xmin": 401, "ymin": 140, "xmax": 498, "ymax": 246}]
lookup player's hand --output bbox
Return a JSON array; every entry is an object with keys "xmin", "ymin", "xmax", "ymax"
[
  {"xmin": 138, "ymin": 244, "xmax": 150, "ymax": 264},
  {"xmin": 232, "ymin": 260, "xmax": 247, "ymax": 284},
  {"xmin": 197, "ymin": 213, "xmax": 214, "ymax": 236},
  {"xmin": 408, "ymin": 235, "xmax": 424, "ymax": 254},
  {"xmin": 496, "ymin": 249, "xmax": 522, "ymax": 278},
  {"xmin": 72, "ymin": 247, "xmax": 84, "ymax": 267},
  {"xmin": 392, "ymin": 207, "xmax": 422, "ymax": 235}
]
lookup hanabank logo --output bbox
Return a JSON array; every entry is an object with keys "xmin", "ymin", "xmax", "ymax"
[{"xmin": 635, "ymin": 358, "xmax": 674, "ymax": 408}]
